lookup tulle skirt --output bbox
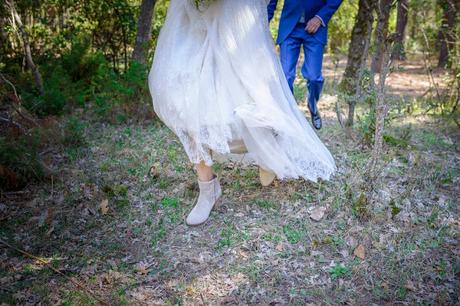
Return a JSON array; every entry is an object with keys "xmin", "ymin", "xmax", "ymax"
[{"xmin": 148, "ymin": 0, "xmax": 336, "ymax": 182}]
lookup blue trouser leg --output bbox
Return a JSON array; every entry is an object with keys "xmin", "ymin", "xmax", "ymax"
[
  {"xmin": 301, "ymin": 36, "xmax": 325, "ymax": 115},
  {"xmin": 279, "ymin": 33, "xmax": 302, "ymax": 94}
]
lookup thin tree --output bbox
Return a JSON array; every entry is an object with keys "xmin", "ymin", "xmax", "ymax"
[
  {"xmin": 5, "ymin": 0, "xmax": 44, "ymax": 95},
  {"xmin": 371, "ymin": 0, "xmax": 394, "ymax": 73},
  {"xmin": 340, "ymin": 0, "xmax": 378, "ymax": 126},
  {"xmin": 132, "ymin": 0, "xmax": 157, "ymax": 65},
  {"xmin": 391, "ymin": 0, "xmax": 409, "ymax": 60},
  {"xmin": 437, "ymin": 0, "xmax": 458, "ymax": 68},
  {"xmin": 365, "ymin": 31, "xmax": 394, "ymax": 205}
]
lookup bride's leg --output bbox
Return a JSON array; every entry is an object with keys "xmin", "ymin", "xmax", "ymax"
[
  {"xmin": 186, "ymin": 161, "xmax": 222, "ymax": 226},
  {"xmin": 195, "ymin": 161, "xmax": 214, "ymax": 182}
]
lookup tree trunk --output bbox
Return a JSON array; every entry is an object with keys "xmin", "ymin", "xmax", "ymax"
[
  {"xmin": 132, "ymin": 0, "xmax": 156, "ymax": 65},
  {"xmin": 365, "ymin": 34, "xmax": 392, "ymax": 203},
  {"xmin": 340, "ymin": 0, "xmax": 377, "ymax": 126},
  {"xmin": 391, "ymin": 0, "xmax": 409, "ymax": 60},
  {"xmin": 371, "ymin": 0, "xmax": 393, "ymax": 73},
  {"xmin": 7, "ymin": 0, "xmax": 44, "ymax": 95},
  {"xmin": 368, "ymin": 51, "xmax": 390, "ymax": 178},
  {"xmin": 437, "ymin": 0, "xmax": 458, "ymax": 68}
]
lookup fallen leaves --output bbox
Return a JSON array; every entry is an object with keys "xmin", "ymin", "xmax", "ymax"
[
  {"xmin": 353, "ymin": 244, "xmax": 366, "ymax": 259},
  {"xmin": 100, "ymin": 199, "xmax": 109, "ymax": 215}
]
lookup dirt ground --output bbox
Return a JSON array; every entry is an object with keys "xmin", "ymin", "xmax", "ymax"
[{"xmin": 1, "ymin": 57, "xmax": 459, "ymax": 305}]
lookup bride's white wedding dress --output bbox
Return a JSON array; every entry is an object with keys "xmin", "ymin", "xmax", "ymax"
[{"xmin": 148, "ymin": 0, "xmax": 336, "ymax": 182}]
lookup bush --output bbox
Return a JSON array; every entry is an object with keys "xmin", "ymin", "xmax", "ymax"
[
  {"xmin": 21, "ymin": 35, "xmax": 110, "ymax": 117},
  {"xmin": 22, "ymin": 79, "xmax": 67, "ymax": 117},
  {"xmin": 8, "ymin": 31, "xmax": 152, "ymax": 122},
  {"xmin": 90, "ymin": 59, "xmax": 150, "ymax": 121}
]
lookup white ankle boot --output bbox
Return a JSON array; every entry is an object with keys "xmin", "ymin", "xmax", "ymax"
[{"xmin": 186, "ymin": 175, "xmax": 222, "ymax": 226}]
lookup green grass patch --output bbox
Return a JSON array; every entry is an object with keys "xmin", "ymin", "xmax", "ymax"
[
  {"xmin": 283, "ymin": 224, "xmax": 304, "ymax": 244},
  {"xmin": 253, "ymin": 199, "xmax": 277, "ymax": 209},
  {"xmin": 161, "ymin": 197, "xmax": 179, "ymax": 208},
  {"xmin": 217, "ymin": 223, "xmax": 248, "ymax": 250},
  {"xmin": 328, "ymin": 263, "xmax": 351, "ymax": 280}
]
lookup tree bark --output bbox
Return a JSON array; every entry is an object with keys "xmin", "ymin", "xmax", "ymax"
[
  {"xmin": 340, "ymin": 0, "xmax": 377, "ymax": 126},
  {"xmin": 371, "ymin": 0, "xmax": 393, "ymax": 73},
  {"xmin": 7, "ymin": 0, "xmax": 44, "ymax": 95},
  {"xmin": 368, "ymin": 51, "xmax": 390, "ymax": 177},
  {"xmin": 365, "ymin": 35, "xmax": 392, "ymax": 204},
  {"xmin": 391, "ymin": 0, "xmax": 409, "ymax": 60},
  {"xmin": 132, "ymin": 0, "xmax": 156, "ymax": 65},
  {"xmin": 437, "ymin": 0, "xmax": 458, "ymax": 68}
]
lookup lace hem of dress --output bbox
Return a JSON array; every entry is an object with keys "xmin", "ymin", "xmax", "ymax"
[{"xmin": 173, "ymin": 123, "xmax": 336, "ymax": 183}]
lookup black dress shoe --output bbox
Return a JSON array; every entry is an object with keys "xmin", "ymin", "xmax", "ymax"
[
  {"xmin": 307, "ymin": 104, "xmax": 322, "ymax": 130},
  {"xmin": 310, "ymin": 111, "xmax": 322, "ymax": 130}
]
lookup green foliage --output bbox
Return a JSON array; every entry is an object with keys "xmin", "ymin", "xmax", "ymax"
[
  {"xmin": 90, "ymin": 59, "xmax": 149, "ymax": 120},
  {"xmin": 20, "ymin": 35, "xmax": 110, "ymax": 117},
  {"xmin": 383, "ymin": 130, "xmax": 411, "ymax": 149},
  {"xmin": 1, "ymin": 0, "xmax": 148, "ymax": 119},
  {"xmin": 283, "ymin": 224, "xmax": 303, "ymax": 244},
  {"xmin": 161, "ymin": 197, "xmax": 179, "ymax": 208},
  {"xmin": 328, "ymin": 263, "xmax": 351, "ymax": 280},
  {"xmin": 61, "ymin": 36, "xmax": 107, "ymax": 85},
  {"xmin": 22, "ymin": 66, "xmax": 69, "ymax": 116},
  {"xmin": 327, "ymin": 0, "xmax": 359, "ymax": 53},
  {"xmin": 254, "ymin": 199, "xmax": 276, "ymax": 209},
  {"xmin": 217, "ymin": 223, "xmax": 249, "ymax": 249},
  {"xmin": 354, "ymin": 70, "xmax": 412, "ymax": 148},
  {"xmin": 18, "ymin": 32, "xmax": 149, "ymax": 119}
]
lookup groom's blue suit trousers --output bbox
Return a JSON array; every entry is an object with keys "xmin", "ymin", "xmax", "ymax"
[{"xmin": 279, "ymin": 22, "xmax": 325, "ymax": 115}]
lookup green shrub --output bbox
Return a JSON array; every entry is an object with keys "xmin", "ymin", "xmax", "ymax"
[
  {"xmin": 23, "ymin": 85, "xmax": 66, "ymax": 117},
  {"xmin": 89, "ymin": 59, "xmax": 149, "ymax": 120},
  {"xmin": 21, "ymin": 35, "xmax": 110, "ymax": 117}
]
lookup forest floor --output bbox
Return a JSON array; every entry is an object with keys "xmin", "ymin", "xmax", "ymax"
[{"xmin": 1, "ymin": 57, "xmax": 459, "ymax": 305}]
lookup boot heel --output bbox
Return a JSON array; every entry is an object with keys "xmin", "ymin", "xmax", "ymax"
[{"xmin": 259, "ymin": 167, "xmax": 276, "ymax": 186}]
